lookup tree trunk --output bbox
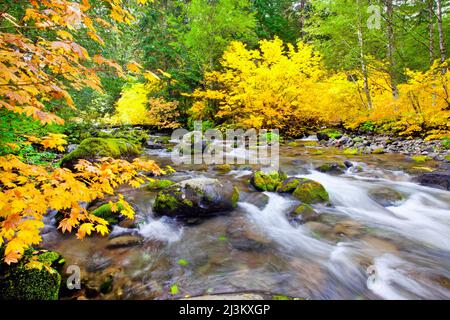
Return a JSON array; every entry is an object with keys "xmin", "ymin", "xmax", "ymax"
[
  {"xmin": 299, "ymin": 0, "xmax": 307, "ymax": 39},
  {"xmin": 385, "ymin": 0, "xmax": 398, "ymax": 99},
  {"xmin": 436, "ymin": 0, "xmax": 447, "ymax": 70},
  {"xmin": 428, "ymin": 0, "xmax": 434, "ymax": 66},
  {"xmin": 356, "ymin": 0, "xmax": 372, "ymax": 109}
]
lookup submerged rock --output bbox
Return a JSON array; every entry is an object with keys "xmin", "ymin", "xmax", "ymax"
[
  {"xmin": 226, "ymin": 216, "xmax": 271, "ymax": 251},
  {"xmin": 315, "ymin": 162, "xmax": 347, "ymax": 175},
  {"xmin": 418, "ymin": 172, "xmax": 450, "ymax": 191},
  {"xmin": 250, "ymin": 170, "xmax": 287, "ymax": 192},
  {"xmin": 153, "ymin": 178, "xmax": 239, "ymax": 218},
  {"xmin": 61, "ymin": 137, "xmax": 141, "ymax": 169},
  {"xmin": 288, "ymin": 204, "xmax": 319, "ymax": 224},
  {"xmin": 107, "ymin": 235, "xmax": 144, "ymax": 249},
  {"xmin": 368, "ymin": 187, "xmax": 404, "ymax": 207},
  {"xmin": 0, "ymin": 249, "xmax": 64, "ymax": 300}
]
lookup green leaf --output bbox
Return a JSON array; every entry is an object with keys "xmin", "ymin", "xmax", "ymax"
[
  {"xmin": 170, "ymin": 284, "xmax": 179, "ymax": 295},
  {"xmin": 178, "ymin": 258, "xmax": 189, "ymax": 266}
]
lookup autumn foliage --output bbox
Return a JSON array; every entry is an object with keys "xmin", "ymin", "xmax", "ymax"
[
  {"xmin": 0, "ymin": 0, "xmax": 158, "ymax": 264},
  {"xmin": 190, "ymin": 38, "xmax": 450, "ymax": 138}
]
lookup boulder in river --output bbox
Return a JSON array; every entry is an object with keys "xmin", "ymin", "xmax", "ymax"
[
  {"xmin": 315, "ymin": 162, "xmax": 347, "ymax": 175},
  {"xmin": 153, "ymin": 178, "xmax": 239, "ymax": 218},
  {"xmin": 277, "ymin": 177, "xmax": 302, "ymax": 193},
  {"xmin": 418, "ymin": 172, "xmax": 450, "ymax": 191},
  {"xmin": 250, "ymin": 170, "xmax": 287, "ymax": 192},
  {"xmin": 61, "ymin": 137, "xmax": 141, "ymax": 170},
  {"xmin": 0, "ymin": 249, "xmax": 64, "ymax": 300},
  {"xmin": 226, "ymin": 216, "xmax": 271, "ymax": 251},
  {"xmin": 288, "ymin": 204, "xmax": 319, "ymax": 224},
  {"xmin": 292, "ymin": 179, "xmax": 329, "ymax": 204},
  {"xmin": 368, "ymin": 187, "xmax": 404, "ymax": 207}
]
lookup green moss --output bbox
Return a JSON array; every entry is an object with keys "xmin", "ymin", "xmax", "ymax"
[
  {"xmin": 411, "ymin": 155, "xmax": 429, "ymax": 163},
  {"xmin": 372, "ymin": 148, "xmax": 385, "ymax": 154},
  {"xmin": 251, "ymin": 170, "xmax": 287, "ymax": 192},
  {"xmin": 344, "ymin": 148, "xmax": 359, "ymax": 155},
  {"xmin": 287, "ymin": 141, "xmax": 298, "ymax": 147},
  {"xmin": 277, "ymin": 178, "xmax": 301, "ymax": 193},
  {"xmin": 153, "ymin": 192, "xmax": 182, "ymax": 212},
  {"xmin": 319, "ymin": 129, "xmax": 342, "ymax": 139},
  {"xmin": 61, "ymin": 137, "xmax": 141, "ymax": 168},
  {"xmin": 146, "ymin": 179, "xmax": 175, "ymax": 190},
  {"xmin": 0, "ymin": 250, "xmax": 62, "ymax": 300},
  {"xmin": 214, "ymin": 164, "xmax": 232, "ymax": 174},
  {"xmin": 292, "ymin": 179, "xmax": 329, "ymax": 204},
  {"xmin": 91, "ymin": 203, "xmax": 125, "ymax": 225},
  {"xmin": 293, "ymin": 204, "xmax": 316, "ymax": 216},
  {"xmin": 445, "ymin": 154, "xmax": 450, "ymax": 161},
  {"xmin": 183, "ymin": 199, "xmax": 194, "ymax": 207},
  {"xmin": 231, "ymin": 187, "xmax": 240, "ymax": 207}
]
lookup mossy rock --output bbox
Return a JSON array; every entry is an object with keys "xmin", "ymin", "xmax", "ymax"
[
  {"xmin": 153, "ymin": 178, "xmax": 239, "ymax": 219},
  {"xmin": 91, "ymin": 203, "xmax": 125, "ymax": 226},
  {"xmin": 411, "ymin": 155, "xmax": 429, "ymax": 163},
  {"xmin": 146, "ymin": 179, "xmax": 175, "ymax": 191},
  {"xmin": 213, "ymin": 164, "xmax": 232, "ymax": 174},
  {"xmin": 277, "ymin": 177, "xmax": 301, "ymax": 193},
  {"xmin": 368, "ymin": 187, "xmax": 404, "ymax": 207},
  {"xmin": 292, "ymin": 179, "xmax": 329, "ymax": 204},
  {"xmin": 112, "ymin": 128, "xmax": 149, "ymax": 146},
  {"xmin": 343, "ymin": 148, "xmax": 359, "ymax": 155},
  {"xmin": 288, "ymin": 204, "xmax": 318, "ymax": 224},
  {"xmin": 445, "ymin": 154, "xmax": 450, "ymax": 162},
  {"xmin": 60, "ymin": 137, "xmax": 141, "ymax": 170},
  {"xmin": 0, "ymin": 249, "xmax": 64, "ymax": 300},
  {"xmin": 250, "ymin": 170, "xmax": 287, "ymax": 192},
  {"xmin": 372, "ymin": 148, "xmax": 385, "ymax": 154},
  {"xmin": 315, "ymin": 163, "xmax": 346, "ymax": 175}
]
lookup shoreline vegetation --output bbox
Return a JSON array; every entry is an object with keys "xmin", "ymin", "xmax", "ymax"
[{"xmin": 0, "ymin": 0, "xmax": 449, "ymax": 300}]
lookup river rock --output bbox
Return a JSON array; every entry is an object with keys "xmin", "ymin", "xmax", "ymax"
[
  {"xmin": 368, "ymin": 187, "xmax": 404, "ymax": 207},
  {"xmin": 153, "ymin": 178, "xmax": 239, "ymax": 218},
  {"xmin": 250, "ymin": 170, "xmax": 287, "ymax": 192},
  {"xmin": 106, "ymin": 235, "xmax": 144, "ymax": 249},
  {"xmin": 288, "ymin": 204, "xmax": 318, "ymax": 224},
  {"xmin": 418, "ymin": 172, "xmax": 450, "ymax": 190},
  {"xmin": 277, "ymin": 177, "xmax": 302, "ymax": 193},
  {"xmin": 315, "ymin": 162, "xmax": 347, "ymax": 175},
  {"xmin": 333, "ymin": 220, "xmax": 365, "ymax": 239},
  {"xmin": 292, "ymin": 179, "xmax": 329, "ymax": 204},
  {"xmin": 226, "ymin": 216, "xmax": 271, "ymax": 251}
]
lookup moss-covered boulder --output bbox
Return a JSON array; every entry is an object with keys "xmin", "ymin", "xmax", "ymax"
[
  {"xmin": 213, "ymin": 164, "xmax": 232, "ymax": 174},
  {"xmin": 315, "ymin": 163, "xmax": 347, "ymax": 175},
  {"xmin": 146, "ymin": 179, "xmax": 175, "ymax": 191},
  {"xmin": 250, "ymin": 170, "xmax": 287, "ymax": 192},
  {"xmin": 153, "ymin": 178, "xmax": 239, "ymax": 219},
  {"xmin": 288, "ymin": 204, "xmax": 318, "ymax": 224},
  {"xmin": 60, "ymin": 137, "xmax": 141, "ymax": 169},
  {"xmin": 292, "ymin": 179, "xmax": 329, "ymax": 204},
  {"xmin": 91, "ymin": 202, "xmax": 125, "ymax": 226},
  {"xmin": 277, "ymin": 177, "xmax": 302, "ymax": 193},
  {"xmin": 0, "ymin": 249, "xmax": 64, "ymax": 300}
]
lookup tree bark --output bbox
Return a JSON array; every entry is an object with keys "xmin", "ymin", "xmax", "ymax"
[
  {"xmin": 436, "ymin": 0, "xmax": 446, "ymax": 70},
  {"xmin": 356, "ymin": 0, "xmax": 372, "ymax": 109},
  {"xmin": 428, "ymin": 0, "xmax": 435, "ymax": 66},
  {"xmin": 385, "ymin": 0, "xmax": 398, "ymax": 99}
]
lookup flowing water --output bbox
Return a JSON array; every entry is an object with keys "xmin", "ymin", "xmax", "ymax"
[{"xmin": 42, "ymin": 137, "xmax": 450, "ymax": 300}]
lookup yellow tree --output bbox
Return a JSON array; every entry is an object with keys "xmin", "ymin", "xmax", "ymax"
[{"xmin": 0, "ymin": 0, "xmax": 161, "ymax": 264}]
